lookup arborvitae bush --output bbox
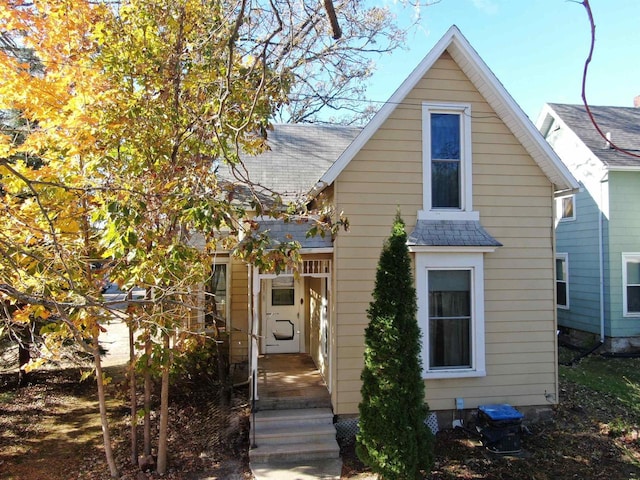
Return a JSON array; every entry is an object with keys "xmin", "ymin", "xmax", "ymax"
[{"xmin": 356, "ymin": 214, "xmax": 435, "ymax": 479}]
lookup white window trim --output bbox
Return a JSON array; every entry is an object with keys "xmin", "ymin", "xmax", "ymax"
[
  {"xmin": 416, "ymin": 251, "xmax": 486, "ymax": 379},
  {"xmin": 210, "ymin": 259, "xmax": 231, "ymax": 329},
  {"xmin": 419, "ymin": 102, "xmax": 478, "ymax": 222},
  {"xmin": 622, "ymin": 253, "xmax": 640, "ymax": 317},
  {"xmin": 556, "ymin": 194, "xmax": 576, "ymax": 222},
  {"xmin": 556, "ymin": 253, "xmax": 569, "ymax": 310}
]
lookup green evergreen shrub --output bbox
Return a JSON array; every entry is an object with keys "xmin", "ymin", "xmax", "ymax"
[{"xmin": 356, "ymin": 213, "xmax": 435, "ymax": 479}]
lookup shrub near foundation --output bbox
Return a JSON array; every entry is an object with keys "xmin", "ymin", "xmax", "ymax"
[{"xmin": 356, "ymin": 214, "xmax": 435, "ymax": 479}]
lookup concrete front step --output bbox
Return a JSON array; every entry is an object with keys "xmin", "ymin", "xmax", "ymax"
[
  {"xmin": 249, "ymin": 408, "xmax": 340, "ymax": 464},
  {"xmin": 254, "ymin": 422, "xmax": 337, "ymax": 445},
  {"xmin": 252, "ymin": 407, "xmax": 335, "ymax": 428},
  {"xmin": 256, "ymin": 394, "xmax": 332, "ymax": 410},
  {"xmin": 249, "ymin": 438, "xmax": 340, "ymax": 463}
]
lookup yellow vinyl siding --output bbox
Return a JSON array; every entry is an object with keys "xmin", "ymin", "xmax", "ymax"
[
  {"xmin": 229, "ymin": 258, "xmax": 249, "ymax": 362},
  {"xmin": 331, "ymin": 49, "xmax": 557, "ymax": 414}
]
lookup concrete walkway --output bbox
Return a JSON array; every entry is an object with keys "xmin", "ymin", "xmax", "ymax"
[{"xmin": 251, "ymin": 458, "xmax": 343, "ymax": 480}]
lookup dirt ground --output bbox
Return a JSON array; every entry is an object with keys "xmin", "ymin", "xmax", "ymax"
[{"xmin": 1, "ymin": 358, "xmax": 640, "ymax": 479}]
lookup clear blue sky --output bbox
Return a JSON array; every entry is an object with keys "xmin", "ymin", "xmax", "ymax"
[{"xmin": 365, "ymin": 0, "xmax": 640, "ymax": 121}]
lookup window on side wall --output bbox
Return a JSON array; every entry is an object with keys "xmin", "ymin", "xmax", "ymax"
[
  {"xmin": 623, "ymin": 254, "xmax": 640, "ymax": 316},
  {"xmin": 206, "ymin": 262, "xmax": 229, "ymax": 330},
  {"xmin": 421, "ymin": 103, "xmax": 473, "ymax": 220},
  {"xmin": 429, "ymin": 269, "xmax": 471, "ymax": 368},
  {"xmin": 416, "ymin": 252, "xmax": 486, "ymax": 378},
  {"xmin": 556, "ymin": 253, "xmax": 569, "ymax": 309},
  {"xmin": 556, "ymin": 195, "xmax": 575, "ymax": 222}
]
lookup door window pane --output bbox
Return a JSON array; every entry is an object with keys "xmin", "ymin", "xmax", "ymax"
[
  {"xmin": 428, "ymin": 270, "xmax": 471, "ymax": 368},
  {"xmin": 272, "ymin": 276, "xmax": 295, "ymax": 306}
]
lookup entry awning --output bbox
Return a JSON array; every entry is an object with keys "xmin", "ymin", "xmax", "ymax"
[{"xmin": 254, "ymin": 218, "xmax": 333, "ymax": 250}]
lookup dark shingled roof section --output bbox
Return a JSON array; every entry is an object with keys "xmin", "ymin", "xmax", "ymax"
[
  {"xmin": 220, "ymin": 123, "xmax": 361, "ymax": 203},
  {"xmin": 408, "ymin": 220, "xmax": 502, "ymax": 247},
  {"xmin": 255, "ymin": 219, "xmax": 333, "ymax": 249},
  {"xmin": 548, "ymin": 103, "xmax": 640, "ymax": 168}
]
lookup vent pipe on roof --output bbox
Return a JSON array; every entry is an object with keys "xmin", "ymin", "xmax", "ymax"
[
  {"xmin": 634, "ymin": 95, "xmax": 640, "ymax": 108},
  {"xmin": 605, "ymin": 132, "xmax": 613, "ymax": 150}
]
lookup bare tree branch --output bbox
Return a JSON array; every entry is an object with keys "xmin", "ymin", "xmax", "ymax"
[{"xmin": 579, "ymin": 0, "xmax": 640, "ymax": 158}]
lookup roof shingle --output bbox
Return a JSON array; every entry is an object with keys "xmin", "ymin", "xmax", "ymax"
[
  {"xmin": 548, "ymin": 103, "xmax": 640, "ymax": 168},
  {"xmin": 408, "ymin": 220, "xmax": 502, "ymax": 247}
]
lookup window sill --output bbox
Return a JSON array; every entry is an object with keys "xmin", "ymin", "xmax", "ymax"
[
  {"xmin": 418, "ymin": 209, "xmax": 479, "ymax": 221},
  {"xmin": 423, "ymin": 369, "xmax": 486, "ymax": 380}
]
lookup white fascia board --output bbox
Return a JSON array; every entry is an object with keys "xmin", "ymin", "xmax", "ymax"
[
  {"xmin": 446, "ymin": 45, "xmax": 580, "ymax": 193},
  {"xmin": 541, "ymin": 104, "xmax": 609, "ymax": 174},
  {"xmin": 320, "ymin": 25, "xmax": 578, "ymax": 195},
  {"xmin": 299, "ymin": 247, "xmax": 334, "ymax": 254},
  {"xmin": 319, "ymin": 25, "xmax": 463, "ymax": 187}
]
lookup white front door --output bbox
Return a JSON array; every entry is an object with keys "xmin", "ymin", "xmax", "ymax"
[{"xmin": 264, "ymin": 276, "xmax": 302, "ymax": 354}]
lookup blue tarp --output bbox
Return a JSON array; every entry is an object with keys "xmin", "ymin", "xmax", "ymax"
[{"xmin": 478, "ymin": 404, "xmax": 524, "ymax": 421}]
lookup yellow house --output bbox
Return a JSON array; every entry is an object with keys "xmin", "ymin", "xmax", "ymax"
[{"xmin": 210, "ymin": 25, "xmax": 578, "ymax": 427}]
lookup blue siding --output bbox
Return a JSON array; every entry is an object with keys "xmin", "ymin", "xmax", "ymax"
[
  {"xmin": 607, "ymin": 171, "xmax": 640, "ymax": 337},
  {"xmin": 556, "ymin": 186, "xmax": 602, "ymax": 334}
]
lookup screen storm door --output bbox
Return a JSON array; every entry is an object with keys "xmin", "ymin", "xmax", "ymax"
[{"xmin": 264, "ymin": 276, "xmax": 302, "ymax": 353}]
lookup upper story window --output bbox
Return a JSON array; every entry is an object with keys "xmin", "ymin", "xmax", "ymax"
[
  {"xmin": 421, "ymin": 103, "xmax": 476, "ymax": 221},
  {"xmin": 431, "ymin": 113, "xmax": 461, "ymax": 208},
  {"xmin": 556, "ymin": 195, "xmax": 575, "ymax": 222},
  {"xmin": 623, "ymin": 253, "xmax": 640, "ymax": 317}
]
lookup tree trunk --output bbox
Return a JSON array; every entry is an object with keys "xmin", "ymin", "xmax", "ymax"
[
  {"xmin": 93, "ymin": 334, "xmax": 119, "ymax": 478},
  {"xmin": 156, "ymin": 331, "xmax": 171, "ymax": 474},
  {"xmin": 17, "ymin": 341, "xmax": 30, "ymax": 387},
  {"xmin": 128, "ymin": 314, "xmax": 138, "ymax": 466},
  {"xmin": 143, "ymin": 332, "xmax": 152, "ymax": 457}
]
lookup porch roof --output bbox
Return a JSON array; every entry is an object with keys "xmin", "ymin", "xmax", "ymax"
[
  {"xmin": 408, "ymin": 220, "xmax": 502, "ymax": 247},
  {"xmin": 256, "ymin": 218, "xmax": 333, "ymax": 250}
]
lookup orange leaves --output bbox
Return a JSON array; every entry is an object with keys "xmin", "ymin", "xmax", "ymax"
[{"xmin": 0, "ymin": 0, "xmax": 107, "ymax": 161}]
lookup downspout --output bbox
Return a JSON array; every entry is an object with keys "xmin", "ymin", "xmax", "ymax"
[{"xmin": 599, "ymin": 172, "xmax": 608, "ymax": 344}]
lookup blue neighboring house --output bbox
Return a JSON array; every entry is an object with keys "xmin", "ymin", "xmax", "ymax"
[{"xmin": 537, "ymin": 102, "xmax": 640, "ymax": 352}]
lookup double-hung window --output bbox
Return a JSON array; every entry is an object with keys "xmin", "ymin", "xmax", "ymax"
[
  {"xmin": 421, "ymin": 102, "xmax": 475, "ymax": 220},
  {"xmin": 416, "ymin": 252, "xmax": 486, "ymax": 378},
  {"xmin": 206, "ymin": 262, "xmax": 230, "ymax": 329},
  {"xmin": 429, "ymin": 269, "xmax": 471, "ymax": 368},
  {"xmin": 556, "ymin": 253, "xmax": 569, "ymax": 309},
  {"xmin": 623, "ymin": 254, "xmax": 640, "ymax": 316}
]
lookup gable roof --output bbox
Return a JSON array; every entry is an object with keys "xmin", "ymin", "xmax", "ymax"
[
  {"xmin": 318, "ymin": 25, "xmax": 579, "ymax": 193},
  {"xmin": 220, "ymin": 123, "xmax": 360, "ymax": 203},
  {"xmin": 541, "ymin": 103, "xmax": 640, "ymax": 169}
]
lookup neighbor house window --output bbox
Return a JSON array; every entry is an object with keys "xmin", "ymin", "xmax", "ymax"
[
  {"xmin": 623, "ymin": 254, "xmax": 640, "ymax": 316},
  {"xmin": 421, "ymin": 103, "xmax": 474, "ymax": 220},
  {"xmin": 556, "ymin": 253, "xmax": 569, "ymax": 309},
  {"xmin": 556, "ymin": 195, "xmax": 575, "ymax": 222},
  {"xmin": 416, "ymin": 252, "xmax": 486, "ymax": 378}
]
